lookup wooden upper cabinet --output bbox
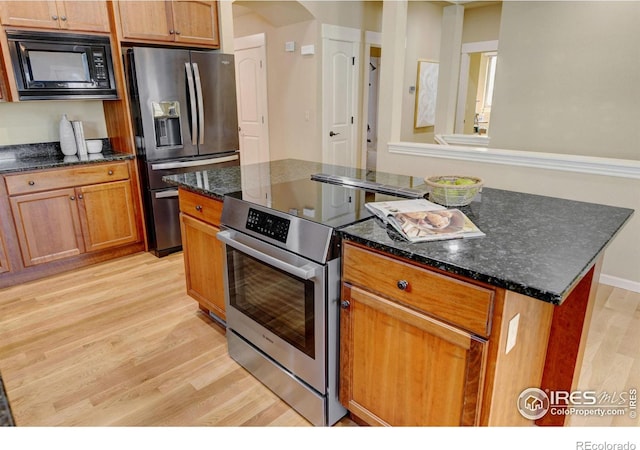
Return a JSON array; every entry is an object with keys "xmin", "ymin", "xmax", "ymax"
[
  {"xmin": 0, "ymin": 1, "xmax": 110, "ymax": 33},
  {"xmin": 117, "ymin": 0, "xmax": 220, "ymax": 48},
  {"xmin": 171, "ymin": 0, "xmax": 219, "ymax": 47},
  {"xmin": 117, "ymin": 0, "xmax": 174, "ymax": 43}
]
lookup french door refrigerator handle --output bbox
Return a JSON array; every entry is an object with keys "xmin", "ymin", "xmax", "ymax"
[
  {"xmin": 185, "ymin": 62, "xmax": 198, "ymax": 145},
  {"xmin": 192, "ymin": 62, "xmax": 205, "ymax": 145},
  {"xmin": 217, "ymin": 230, "xmax": 319, "ymax": 281}
]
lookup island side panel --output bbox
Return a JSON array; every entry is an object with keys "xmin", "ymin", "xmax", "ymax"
[
  {"xmin": 536, "ymin": 258, "xmax": 602, "ymax": 426},
  {"xmin": 482, "ymin": 289, "xmax": 554, "ymax": 426}
]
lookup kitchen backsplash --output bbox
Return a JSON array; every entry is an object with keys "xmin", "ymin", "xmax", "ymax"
[{"xmin": 0, "ymin": 101, "xmax": 108, "ymax": 145}]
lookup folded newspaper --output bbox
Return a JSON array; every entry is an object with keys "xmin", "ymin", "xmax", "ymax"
[{"xmin": 365, "ymin": 199, "xmax": 485, "ymax": 242}]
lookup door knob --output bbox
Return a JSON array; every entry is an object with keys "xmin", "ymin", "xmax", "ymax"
[
  {"xmin": 397, "ymin": 280, "xmax": 409, "ymax": 291},
  {"xmin": 340, "ymin": 300, "xmax": 350, "ymax": 309},
  {"xmin": 329, "ymin": 131, "xmax": 340, "ymax": 137}
]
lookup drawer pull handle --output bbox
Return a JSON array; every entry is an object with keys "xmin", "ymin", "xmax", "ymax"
[
  {"xmin": 70, "ymin": 196, "xmax": 76, "ymax": 201},
  {"xmin": 108, "ymin": 170, "xmax": 114, "ymax": 175},
  {"xmin": 397, "ymin": 280, "xmax": 409, "ymax": 291},
  {"xmin": 195, "ymin": 205, "xmax": 203, "ymax": 212},
  {"xmin": 28, "ymin": 180, "xmax": 35, "ymax": 186},
  {"xmin": 340, "ymin": 300, "xmax": 350, "ymax": 309}
]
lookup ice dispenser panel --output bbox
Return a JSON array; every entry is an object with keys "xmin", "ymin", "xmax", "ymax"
[{"xmin": 152, "ymin": 101, "xmax": 182, "ymax": 147}]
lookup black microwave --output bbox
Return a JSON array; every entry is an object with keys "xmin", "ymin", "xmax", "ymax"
[{"xmin": 6, "ymin": 30, "xmax": 118, "ymax": 101}]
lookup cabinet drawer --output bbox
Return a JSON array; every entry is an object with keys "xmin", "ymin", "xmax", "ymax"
[
  {"xmin": 178, "ymin": 189, "xmax": 222, "ymax": 226},
  {"xmin": 5, "ymin": 162, "xmax": 130, "ymax": 195},
  {"xmin": 342, "ymin": 243, "xmax": 494, "ymax": 336}
]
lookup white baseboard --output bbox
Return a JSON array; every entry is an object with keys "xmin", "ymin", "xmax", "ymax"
[{"xmin": 599, "ymin": 274, "xmax": 640, "ymax": 293}]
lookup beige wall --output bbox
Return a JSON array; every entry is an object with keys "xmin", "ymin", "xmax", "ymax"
[
  {"xmin": 400, "ymin": 1, "xmax": 442, "ymax": 144},
  {"xmin": 233, "ymin": 0, "xmax": 382, "ymax": 162},
  {"xmin": 377, "ymin": 1, "xmax": 639, "ymax": 286},
  {"xmin": 489, "ymin": 1, "xmax": 640, "ymax": 160},
  {"xmin": 0, "ymin": 101, "xmax": 107, "ymax": 146},
  {"xmin": 462, "ymin": 2, "xmax": 502, "ymax": 43}
]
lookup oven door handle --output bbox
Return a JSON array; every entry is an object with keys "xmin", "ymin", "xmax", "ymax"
[{"xmin": 217, "ymin": 230, "xmax": 318, "ymax": 280}]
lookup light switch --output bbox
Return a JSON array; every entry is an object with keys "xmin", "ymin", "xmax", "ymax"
[
  {"xmin": 301, "ymin": 45, "xmax": 315, "ymax": 55},
  {"xmin": 506, "ymin": 313, "xmax": 520, "ymax": 354}
]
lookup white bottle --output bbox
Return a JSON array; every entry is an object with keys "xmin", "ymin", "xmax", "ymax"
[{"xmin": 59, "ymin": 114, "xmax": 77, "ymax": 156}]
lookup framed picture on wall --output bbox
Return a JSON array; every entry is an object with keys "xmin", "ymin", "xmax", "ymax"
[{"xmin": 414, "ymin": 59, "xmax": 439, "ymax": 129}]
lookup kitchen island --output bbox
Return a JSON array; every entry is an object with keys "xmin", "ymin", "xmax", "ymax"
[{"xmin": 164, "ymin": 158, "xmax": 634, "ymax": 426}]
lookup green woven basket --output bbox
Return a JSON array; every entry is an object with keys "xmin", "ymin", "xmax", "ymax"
[{"xmin": 424, "ymin": 175, "xmax": 484, "ymax": 207}]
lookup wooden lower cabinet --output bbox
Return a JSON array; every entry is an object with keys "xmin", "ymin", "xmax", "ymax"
[
  {"xmin": 77, "ymin": 180, "xmax": 138, "ymax": 252},
  {"xmin": 178, "ymin": 189, "xmax": 225, "ymax": 321},
  {"xmin": 3, "ymin": 162, "xmax": 141, "ymax": 273},
  {"xmin": 340, "ymin": 284, "xmax": 486, "ymax": 426},
  {"xmin": 9, "ymin": 187, "xmax": 85, "ymax": 266},
  {"xmin": 340, "ymin": 241, "xmax": 556, "ymax": 427},
  {"xmin": 0, "ymin": 226, "xmax": 10, "ymax": 274}
]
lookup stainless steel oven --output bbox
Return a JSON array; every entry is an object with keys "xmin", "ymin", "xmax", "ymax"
[
  {"xmin": 218, "ymin": 188, "xmax": 347, "ymax": 427},
  {"xmin": 217, "ymin": 176, "xmax": 424, "ymax": 426}
]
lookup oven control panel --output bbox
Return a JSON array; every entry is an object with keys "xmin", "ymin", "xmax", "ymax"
[{"xmin": 246, "ymin": 208, "xmax": 290, "ymax": 243}]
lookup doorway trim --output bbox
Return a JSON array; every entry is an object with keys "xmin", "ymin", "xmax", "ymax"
[
  {"xmin": 454, "ymin": 40, "xmax": 499, "ymax": 134},
  {"xmin": 361, "ymin": 31, "xmax": 382, "ymax": 171}
]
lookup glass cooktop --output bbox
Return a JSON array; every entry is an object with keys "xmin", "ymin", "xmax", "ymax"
[{"xmin": 226, "ymin": 177, "xmax": 426, "ymax": 230}]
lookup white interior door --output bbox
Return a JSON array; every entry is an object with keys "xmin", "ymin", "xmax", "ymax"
[
  {"xmin": 235, "ymin": 33, "xmax": 270, "ymax": 167},
  {"xmin": 322, "ymin": 25, "xmax": 360, "ymax": 170}
]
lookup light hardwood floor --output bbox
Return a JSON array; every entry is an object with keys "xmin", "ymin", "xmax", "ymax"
[{"xmin": 0, "ymin": 251, "xmax": 637, "ymax": 427}]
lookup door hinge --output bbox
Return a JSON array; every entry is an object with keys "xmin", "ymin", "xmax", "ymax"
[
  {"xmin": 352, "ymin": 56, "xmax": 355, "ymax": 65},
  {"xmin": 262, "ymin": 116, "xmax": 264, "ymax": 124},
  {"xmin": 351, "ymin": 116, "xmax": 354, "ymax": 124},
  {"xmin": 260, "ymin": 60, "xmax": 263, "ymax": 69}
]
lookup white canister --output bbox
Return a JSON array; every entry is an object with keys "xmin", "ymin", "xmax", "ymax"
[{"xmin": 59, "ymin": 114, "xmax": 77, "ymax": 156}]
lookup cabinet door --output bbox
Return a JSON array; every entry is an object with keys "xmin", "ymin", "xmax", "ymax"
[
  {"xmin": 171, "ymin": 0, "xmax": 219, "ymax": 48},
  {"xmin": 340, "ymin": 284, "xmax": 487, "ymax": 426},
  {"xmin": 0, "ymin": 230, "xmax": 9, "ymax": 274},
  {"xmin": 0, "ymin": 1, "xmax": 60, "ymax": 29},
  {"xmin": 76, "ymin": 180, "xmax": 139, "ymax": 253},
  {"xmin": 56, "ymin": 1, "xmax": 110, "ymax": 33},
  {"xmin": 117, "ymin": 0, "xmax": 174, "ymax": 43},
  {"xmin": 180, "ymin": 213, "xmax": 226, "ymax": 320},
  {"xmin": 9, "ymin": 188, "xmax": 85, "ymax": 267}
]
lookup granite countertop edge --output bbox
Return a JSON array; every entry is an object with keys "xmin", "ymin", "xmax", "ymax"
[
  {"xmin": 0, "ymin": 140, "xmax": 134, "ymax": 174},
  {"xmin": 0, "ymin": 374, "xmax": 15, "ymax": 426},
  {"xmin": 162, "ymin": 159, "xmax": 635, "ymax": 307},
  {"xmin": 338, "ymin": 228, "xmax": 567, "ymax": 305}
]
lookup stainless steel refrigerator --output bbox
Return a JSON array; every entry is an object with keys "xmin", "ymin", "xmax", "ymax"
[{"xmin": 126, "ymin": 47, "xmax": 240, "ymax": 256}]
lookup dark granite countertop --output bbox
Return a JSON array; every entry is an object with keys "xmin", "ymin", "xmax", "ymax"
[
  {"xmin": 163, "ymin": 158, "xmax": 634, "ymax": 305},
  {"xmin": 0, "ymin": 140, "xmax": 134, "ymax": 174},
  {"xmin": 163, "ymin": 158, "xmax": 425, "ymax": 200},
  {"xmin": 338, "ymin": 188, "xmax": 633, "ymax": 305},
  {"xmin": 0, "ymin": 372, "xmax": 15, "ymax": 426}
]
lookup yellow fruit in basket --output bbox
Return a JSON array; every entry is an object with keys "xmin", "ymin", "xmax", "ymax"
[{"xmin": 455, "ymin": 177, "xmax": 476, "ymax": 185}]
